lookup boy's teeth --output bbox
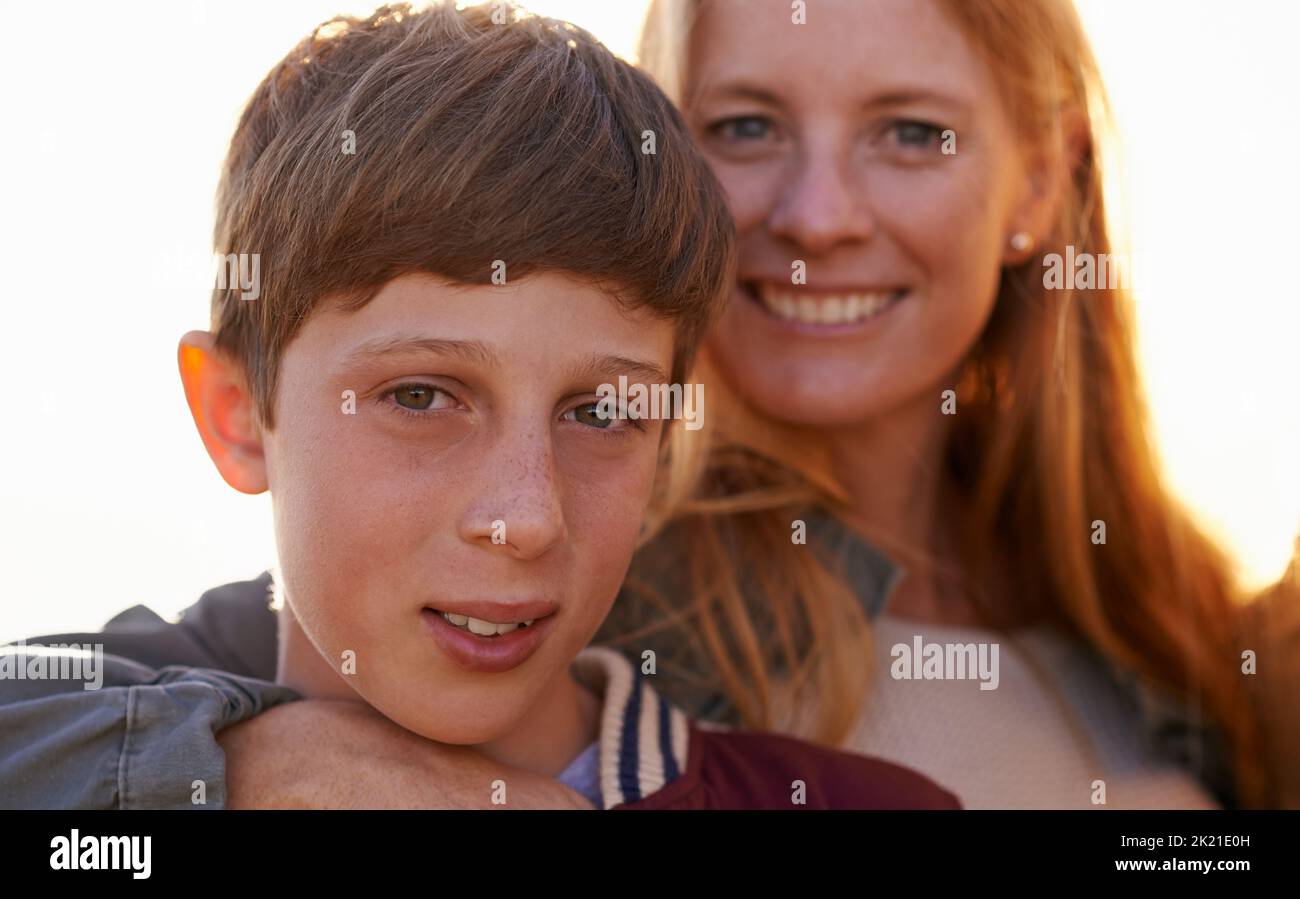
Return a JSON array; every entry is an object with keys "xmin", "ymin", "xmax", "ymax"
[
  {"xmin": 757, "ymin": 284, "xmax": 899, "ymax": 324},
  {"xmin": 467, "ymin": 617, "xmax": 498, "ymax": 636},
  {"xmin": 441, "ymin": 611, "xmax": 535, "ymax": 636}
]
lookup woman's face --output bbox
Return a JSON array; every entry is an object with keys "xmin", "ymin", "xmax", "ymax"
[{"xmin": 687, "ymin": 0, "xmax": 1038, "ymax": 427}]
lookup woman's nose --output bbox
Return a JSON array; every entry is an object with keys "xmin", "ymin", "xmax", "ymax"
[{"xmin": 767, "ymin": 149, "xmax": 876, "ymax": 258}]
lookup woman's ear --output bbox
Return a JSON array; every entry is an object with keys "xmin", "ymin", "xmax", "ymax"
[
  {"xmin": 177, "ymin": 330, "xmax": 268, "ymax": 494},
  {"xmin": 1003, "ymin": 110, "xmax": 1090, "ymax": 266}
]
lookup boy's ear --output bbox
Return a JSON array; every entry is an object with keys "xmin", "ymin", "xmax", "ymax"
[{"xmin": 177, "ymin": 330, "xmax": 268, "ymax": 494}]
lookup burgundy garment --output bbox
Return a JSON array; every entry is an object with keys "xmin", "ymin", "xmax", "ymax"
[{"xmin": 615, "ymin": 726, "xmax": 962, "ymax": 810}]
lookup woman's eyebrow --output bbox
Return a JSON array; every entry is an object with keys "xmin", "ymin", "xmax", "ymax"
[
  {"xmin": 863, "ymin": 88, "xmax": 970, "ymax": 114},
  {"xmin": 696, "ymin": 81, "xmax": 969, "ymax": 115},
  {"xmin": 340, "ymin": 336, "xmax": 499, "ymax": 369},
  {"xmin": 694, "ymin": 81, "xmax": 784, "ymax": 108}
]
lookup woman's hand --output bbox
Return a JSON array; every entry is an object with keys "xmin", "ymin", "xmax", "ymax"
[{"xmin": 217, "ymin": 699, "xmax": 594, "ymax": 809}]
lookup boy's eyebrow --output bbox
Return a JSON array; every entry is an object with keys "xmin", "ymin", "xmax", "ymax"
[
  {"xmin": 341, "ymin": 336, "xmax": 499, "ymax": 368},
  {"xmin": 339, "ymin": 338, "xmax": 668, "ymax": 384},
  {"xmin": 567, "ymin": 352, "xmax": 670, "ymax": 386}
]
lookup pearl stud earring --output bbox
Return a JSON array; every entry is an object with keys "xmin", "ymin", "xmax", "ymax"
[{"xmin": 1010, "ymin": 232, "xmax": 1033, "ymax": 253}]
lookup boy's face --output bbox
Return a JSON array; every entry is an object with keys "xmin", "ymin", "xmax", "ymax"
[{"xmin": 262, "ymin": 272, "xmax": 673, "ymax": 744}]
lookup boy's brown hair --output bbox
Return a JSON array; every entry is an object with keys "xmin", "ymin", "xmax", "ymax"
[{"xmin": 212, "ymin": 1, "xmax": 734, "ymax": 426}]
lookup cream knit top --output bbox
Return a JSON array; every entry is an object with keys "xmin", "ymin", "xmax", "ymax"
[{"xmin": 836, "ymin": 615, "xmax": 1220, "ymax": 809}]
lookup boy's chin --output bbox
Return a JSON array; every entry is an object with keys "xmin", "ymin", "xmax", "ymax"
[
  {"xmin": 405, "ymin": 721, "xmax": 512, "ymax": 747},
  {"xmin": 370, "ymin": 690, "xmax": 538, "ymax": 747}
]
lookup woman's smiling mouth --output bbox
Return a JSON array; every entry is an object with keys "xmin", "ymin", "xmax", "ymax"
[{"xmin": 740, "ymin": 280, "xmax": 909, "ymax": 330}]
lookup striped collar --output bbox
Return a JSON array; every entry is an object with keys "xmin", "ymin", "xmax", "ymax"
[{"xmin": 569, "ymin": 647, "xmax": 693, "ymax": 809}]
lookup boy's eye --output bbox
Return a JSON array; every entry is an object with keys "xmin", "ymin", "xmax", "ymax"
[
  {"xmin": 562, "ymin": 401, "xmax": 643, "ymax": 436},
  {"xmin": 570, "ymin": 402, "xmax": 616, "ymax": 428},
  {"xmin": 391, "ymin": 384, "xmax": 452, "ymax": 411}
]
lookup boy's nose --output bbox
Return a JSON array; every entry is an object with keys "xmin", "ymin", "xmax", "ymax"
[{"xmin": 458, "ymin": 430, "xmax": 568, "ymax": 560}]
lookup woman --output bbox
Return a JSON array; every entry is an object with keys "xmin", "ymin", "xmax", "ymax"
[{"xmin": 600, "ymin": 0, "xmax": 1287, "ymax": 808}]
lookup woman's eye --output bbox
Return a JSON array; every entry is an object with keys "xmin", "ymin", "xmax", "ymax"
[
  {"xmin": 890, "ymin": 120, "xmax": 944, "ymax": 149},
  {"xmin": 391, "ymin": 384, "xmax": 451, "ymax": 411},
  {"xmin": 709, "ymin": 115, "xmax": 773, "ymax": 143}
]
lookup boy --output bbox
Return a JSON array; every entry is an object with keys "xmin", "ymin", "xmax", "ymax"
[{"xmin": 1, "ymin": 1, "xmax": 957, "ymax": 810}]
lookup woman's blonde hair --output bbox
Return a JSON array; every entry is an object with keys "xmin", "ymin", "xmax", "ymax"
[{"xmin": 623, "ymin": 0, "xmax": 1268, "ymax": 806}]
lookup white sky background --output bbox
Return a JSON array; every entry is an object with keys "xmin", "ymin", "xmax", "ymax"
[{"xmin": 0, "ymin": 0, "xmax": 1296, "ymax": 639}]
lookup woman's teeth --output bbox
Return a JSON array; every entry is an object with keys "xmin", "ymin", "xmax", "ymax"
[
  {"xmin": 756, "ymin": 284, "xmax": 901, "ymax": 324},
  {"xmin": 441, "ymin": 611, "xmax": 534, "ymax": 637}
]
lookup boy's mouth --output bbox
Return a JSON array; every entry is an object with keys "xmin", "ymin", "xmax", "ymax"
[
  {"xmin": 436, "ymin": 610, "xmax": 537, "ymax": 637},
  {"xmin": 420, "ymin": 600, "xmax": 558, "ymax": 673}
]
